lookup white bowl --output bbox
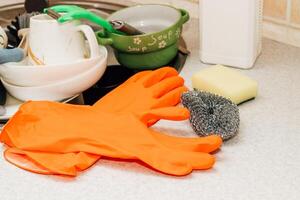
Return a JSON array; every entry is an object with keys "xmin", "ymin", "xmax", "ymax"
[
  {"xmin": 0, "ymin": 46, "xmax": 105, "ymax": 87},
  {"xmin": 1, "ymin": 46, "xmax": 107, "ymax": 101}
]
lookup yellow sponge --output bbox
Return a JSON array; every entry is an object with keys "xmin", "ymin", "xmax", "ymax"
[{"xmin": 192, "ymin": 65, "xmax": 258, "ymax": 104}]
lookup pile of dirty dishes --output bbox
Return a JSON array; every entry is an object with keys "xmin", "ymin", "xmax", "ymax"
[{"xmin": 0, "ymin": 14, "xmax": 107, "ymax": 101}]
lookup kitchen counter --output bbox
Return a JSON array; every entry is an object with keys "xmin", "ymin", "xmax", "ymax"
[{"xmin": 0, "ymin": 18, "xmax": 299, "ymax": 200}]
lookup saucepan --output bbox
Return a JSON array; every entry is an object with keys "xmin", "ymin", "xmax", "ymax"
[{"xmin": 97, "ymin": 4, "xmax": 189, "ymax": 69}]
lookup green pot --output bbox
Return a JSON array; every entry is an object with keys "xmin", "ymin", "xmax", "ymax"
[
  {"xmin": 96, "ymin": 4, "xmax": 189, "ymax": 69},
  {"xmin": 114, "ymin": 42, "xmax": 179, "ymax": 70}
]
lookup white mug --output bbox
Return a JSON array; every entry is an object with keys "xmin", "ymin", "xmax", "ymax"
[{"xmin": 28, "ymin": 14, "xmax": 99, "ymax": 65}]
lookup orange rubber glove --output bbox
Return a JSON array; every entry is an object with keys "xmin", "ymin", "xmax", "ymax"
[
  {"xmin": 1, "ymin": 101, "xmax": 215, "ymax": 176},
  {"xmin": 93, "ymin": 67, "xmax": 221, "ymax": 153},
  {"xmin": 93, "ymin": 67, "xmax": 186, "ymax": 121},
  {"xmin": 1, "ymin": 67, "xmax": 221, "ymax": 176}
]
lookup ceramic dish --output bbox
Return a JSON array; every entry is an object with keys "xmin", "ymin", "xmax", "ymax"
[
  {"xmin": 0, "ymin": 51, "xmax": 104, "ymax": 87},
  {"xmin": 98, "ymin": 5, "xmax": 189, "ymax": 52},
  {"xmin": 96, "ymin": 4, "xmax": 189, "ymax": 69},
  {"xmin": 112, "ymin": 42, "xmax": 179, "ymax": 70},
  {"xmin": 1, "ymin": 46, "xmax": 107, "ymax": 101}
]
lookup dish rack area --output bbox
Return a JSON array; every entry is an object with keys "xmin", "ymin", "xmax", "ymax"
[
  {"xmin": 0, "ymin": 0, "xmax": 187, "ymax": 67},
  {"xmin": 0, "ymin": 1, "xmax": 188, "ymax": 122}
]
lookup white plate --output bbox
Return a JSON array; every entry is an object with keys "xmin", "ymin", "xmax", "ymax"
[{"xmin": 0, "ymin": 93, "xmax": 81, "ymax": 121}]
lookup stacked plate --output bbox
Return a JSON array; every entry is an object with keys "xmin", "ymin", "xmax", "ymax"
[
  {"xmin": 0, "ymin": 45, "xmax": 107, "ymax": 101},
  {"xmin": 0, "ymin": 46, "xmax": 107, "ymax": 101}
]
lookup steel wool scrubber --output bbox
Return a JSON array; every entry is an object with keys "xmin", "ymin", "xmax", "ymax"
[{"xmin": 181, "ymin": 90, "xmax": 239, "ymax": 140}]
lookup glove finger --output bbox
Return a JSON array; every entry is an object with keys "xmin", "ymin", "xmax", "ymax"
[
  {"xmin": 147, "ymin": 85, "xmax": 187, "ymax": 123},
  {"xmin": 141, "ymin": 144, "xmax": 215, "ymax": 176},
  {"xmin": 151, "ymin": 132, "xmax": 222, "ymax": 153},
  {"xmin": 125, "ymin": 70, "xmax": 151, "ymax": 83},
  {"xmin": 172, "ymin": 149, "xmax": 215, "ymax": 171},
  {"xmin": 4, "ymin": 148, "xmax": 54, "ymax": 175},
  {"xmin": 154, "ymin": 86, "xmax": 188, "ymax": 108},
  {"xmin": 140, "ymin": 67, "xmax": 178, "ymax": 88},
  {"xmin": 152, "ymin": 76, "xmax": 184, "ymax": 98},
  {"xmin": 4, "ymin": 148, "xmax": 100, "ymax": 176},
  {"xmin": 140, "ymin": 107, "xmax": 189, "ymax": 125}
]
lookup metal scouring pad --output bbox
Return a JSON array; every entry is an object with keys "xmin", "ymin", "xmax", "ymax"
[{"xmin": 181, "ymin": 90, "xmax": 240, "ymax": 140}]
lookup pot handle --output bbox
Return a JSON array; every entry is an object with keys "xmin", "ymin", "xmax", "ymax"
[
  {"xmin": 96, "ymin": 31, "xmax": 114, "ymax": 46},
  {"xmin": 179, "ymin": 9, "xmax": 190, "ymax": 25}
]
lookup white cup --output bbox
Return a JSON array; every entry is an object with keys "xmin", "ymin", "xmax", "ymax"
[{"xmin": 28, "ymin": 14, "xmax": 99, "ymax": 65}]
